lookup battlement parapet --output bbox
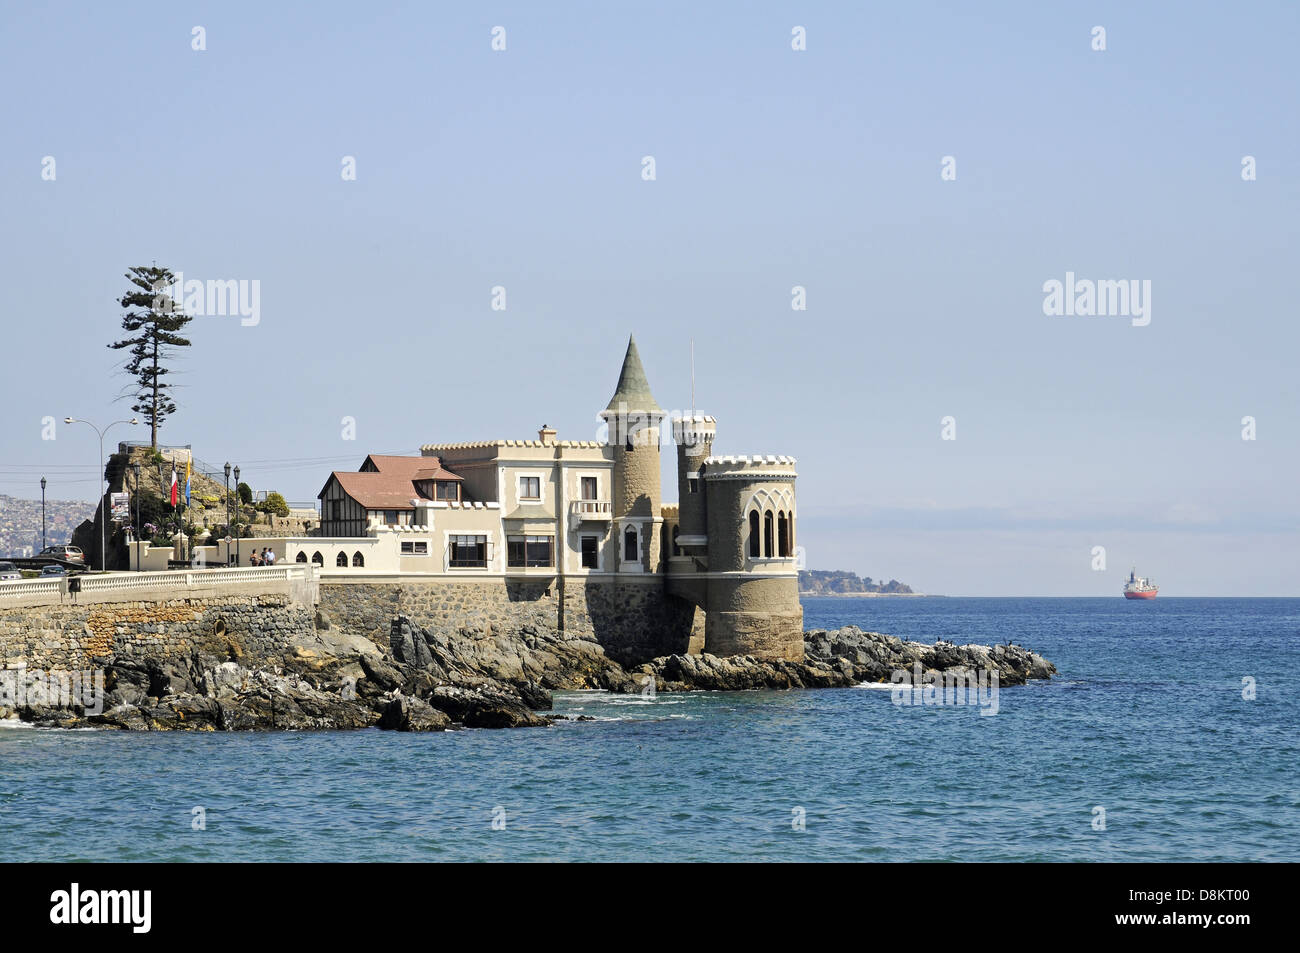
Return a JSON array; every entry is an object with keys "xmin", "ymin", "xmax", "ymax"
[
  {"xmin": 671, "ymin": 415, "xmax": 717, "ymax": 448},
  {"xmin": 421, "ymin": 439, "xmax": 606, "ymax": 451},
  {"xmin": 701, "ymin": 455, "xmax": 797, "ymax": 480}
]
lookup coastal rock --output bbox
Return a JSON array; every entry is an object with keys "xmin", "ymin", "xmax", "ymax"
[
  {"xmin": 391, "ymin": 616, "xmax": 627, "ymax": 693},
  {"xmin": 357, "ymin": 655, "xmax": 406, "ymax": 696},
  {"xmin": 16, "ymin": 705, "xmax": 82, "ymax": 729},
  {"xmin": 804, "ymin": 626, "xmax": 1055, "ymax": 686},
  {"xmin": 378, "ymin": 694, "xmax": 451, "ymax": 732},
  {"xmin": 427, "ymin": 685, "xmax": 550, "ymax": 729},
  {"xmin": 622, "ymin": 627, "xmax": 1056, "ymax": 694},
  {"xmin": 633, "ymin": 653, "xmax": 856, "ymax": 693},
  {"xmin": 145, "ymin": 696, "xmax": 221, "ymax": 731},
  {"xmin": 10, "ymin": 618, "xmax": 1055, "ymax": 731},
  {"xmin": 88, "ymin": 704, "xmax": 150, "ymax": 731}
]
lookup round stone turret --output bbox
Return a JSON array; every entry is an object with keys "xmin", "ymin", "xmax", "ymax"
[
  {"xmin": 700, "ymin": 454, "xmax": 802, "ymax": 660},
  {"xmin": 599, "ymin": 335, "xmax": 664, "ymax": 572},
  {"xmin": 672, "ymin": 415, "xmax": 716, "ymax": 546}
]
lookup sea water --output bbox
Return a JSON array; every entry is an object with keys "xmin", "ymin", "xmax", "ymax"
[{"xmin": 1, "ymin": 597, "xmax": 1296, "ymax": 861}]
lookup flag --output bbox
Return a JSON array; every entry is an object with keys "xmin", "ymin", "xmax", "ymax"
[
  {"xmin": 184, "ymin": 458, "xmax": 191, "ymax": 507},
  {"xmin": 169, "ymin": 466, "xmax": 178, "ymax": 507}
]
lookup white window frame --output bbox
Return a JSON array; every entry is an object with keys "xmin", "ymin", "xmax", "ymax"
[
  {"xmin": 619, "ymin": 522, "xmax": 643, "ymax": 573},
  {"xmin": 444, "ymin": 532, "xmax": 492, "ymax": 570},
  {"xmin": 516, "ymin": 471, "xmax": 545, "ymax": 505},
  {"xmin": 506, "ymin": 534, "xmax": 556, "ymax": 569},
  {"xmin": 575, "ymin": 471, "xmax": 602, "ymax": 501},
  {"xmin": 579, "ymin": 534, "xmax": 601, "ymax": 571}
]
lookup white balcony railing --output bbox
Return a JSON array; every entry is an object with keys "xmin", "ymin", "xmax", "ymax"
[{"xmin": 569, "ymin": 500, "xmax": 612, "ymax": 521}]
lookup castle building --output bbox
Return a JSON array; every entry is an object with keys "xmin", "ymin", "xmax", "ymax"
[{"xmin": 312, "ymin": 336, "xmax": 803, "ymax": 661}]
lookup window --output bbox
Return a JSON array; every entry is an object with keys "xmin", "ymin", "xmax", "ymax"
[
  {"xmin": 311, "ymin": 551, "xmax": 324, "ymax": 565},
  {"xmin": 778, "ymin": 512, "xmax": 790, "ymax": 558},
  {"xmin": 296, "ymin": 551, "xmax": 307, "ymax": 563},
  {"xmin": 581, "ymin": 477, "xmax": 598, "ymax": 500},
  {"xmin": 435, "ymin": 481, "xmax": 459, "ymax": 502},
  {"xmin": 764, "ymin": 510, "xmax": 775, "ymax": 558},
  {"xmin": 336, "ymin": 551, "xmax": 349, "ymax": 567},
  {"xmin": 330, "ymin": 500, "xmax": 341, "ymax": 520},
  {"xmin": 385, "ymin": 510, "xmax": 398, "ymax": 524},
  {"xmin": 748, "ymin": 511, "xmax": 760, "ymax": 558},
  {"xmin": 400, "ymin": 540, "xmax": 430, "ymax": 556},
  {"xmin": 580, "ymin": 536, "xmax": 598, "ymax": 569},
  {"xmin": 508, "ymin": 535, "xmax": 553, "ymax": 568},
  {"xmin": 352, "ymin": 551, "xmax": 364, "ymax": 567},
  {"xmin": 687, "ymin": 477, "xmax": 698, "ymax": 494},
  {"xmin": 672, "ymin": 525, "xmax": 680, "ymax": 556},
  {"xmin": 624, "ymin": 527, "xmax": 638, "ymax": 563},
  {"xmin": 519, "ymin": 476, "xmax": 540, "ymax": 500},
  {"xmin": 449, "ymin": 535, "xmax": 487, "ymax": 568}
]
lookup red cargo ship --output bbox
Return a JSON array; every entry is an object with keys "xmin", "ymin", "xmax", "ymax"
[{"xmin": 1123, "ymin": 569, "xmax": 1158, "ymax": 600}]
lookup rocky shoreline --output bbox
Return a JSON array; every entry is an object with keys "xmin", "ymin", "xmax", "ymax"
[{"xmin": 2, "ymin": 615, "xmax": 1055, "ymax": 731}]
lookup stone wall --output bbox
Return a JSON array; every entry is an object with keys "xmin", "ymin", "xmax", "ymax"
[
  {"xmin": 0, "ymin": 595, "xmax": 315, "ymax": 672},
  {"xmin": 319, "ymin": 576, "xmax": 702, "ymax": 667}
]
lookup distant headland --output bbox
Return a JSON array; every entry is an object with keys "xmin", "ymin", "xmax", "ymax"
[{"xmin": 799, "ymin": 569, "xmax": 927, "ymax": 597}]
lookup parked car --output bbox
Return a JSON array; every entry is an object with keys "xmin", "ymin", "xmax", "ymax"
[
  {"xmin": 0, "ymin": 562, "xmax": 21, "ymax": 581},
  {"xmin": 39, "ymin": 564, "xmax": 68, "ymax": 577},
  {"xmin": 40, "ymin": 544, "xmax": 85, "ymax": 563}
]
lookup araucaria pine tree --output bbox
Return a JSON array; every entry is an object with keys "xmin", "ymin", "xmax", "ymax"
[{"xmin": 109, "ymin": 266, "xmax": 193, "ymax": 449}]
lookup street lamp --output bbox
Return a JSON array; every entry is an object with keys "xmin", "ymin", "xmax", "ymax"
[
  {"xmin": 224, "ymin": 462, "xmax": 231, "ymax": 566},
  {"xmin": 132, "ymin": 462, "xmax": 142, "ymax": 571},
  {"xmin": 233, "ymin": 465, "xmax": 241, "ymax": 566},
  {"xmin": 64, "ymin": 417, "xmax": 139, "ymax": 572},
  {"xmin": 39, "ymin": 477, "xmax": 47, "ymax": 551}
]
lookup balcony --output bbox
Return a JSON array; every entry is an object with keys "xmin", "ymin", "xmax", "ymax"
[{"xmin": 569, "ymin": 500, "xmax": 612, "ymax": 524}]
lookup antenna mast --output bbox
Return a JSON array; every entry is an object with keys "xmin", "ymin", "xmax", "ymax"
[{"xmin": 690, "ymin": 339, "xmax": 696, "ymax": 417}]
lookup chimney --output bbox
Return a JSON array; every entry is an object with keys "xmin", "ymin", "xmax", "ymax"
[{"xmin": 538, "ymin": 424, "xmax": 557, "ymax": 446}]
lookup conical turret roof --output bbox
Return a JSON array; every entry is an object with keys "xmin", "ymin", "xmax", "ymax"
[{"xmin": 604, "ymin": 335, "xmax": 663, "ymax": 414}]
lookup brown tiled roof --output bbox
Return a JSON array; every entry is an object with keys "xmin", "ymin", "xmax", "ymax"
[
  {"xmin": 328, "ymin": 472, "xmax": 419, "ymax": 510},
  {"xmin": 363, "ymin": 454, "xmax": 428, "ymax": 475},
  {"xmin": 321, "ymin": 454, "xmax": 462, "ymax": 509},
  {"xmin": 413, "ymin": 466, "xmax": 463, "ymax": 482}
]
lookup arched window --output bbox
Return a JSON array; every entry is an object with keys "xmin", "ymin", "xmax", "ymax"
[
  {"xmin": 336, "ymin": 551, "xmax": 348, "ymax": 567},
  {"xmin": 295, "ymin": 551, "xmax": 307, "ymax": 563},
  {"xmin": 778, "ymin": 511, "xmax": 790, "ymax": 558},
  {"xmin": 764, "ymin": 510, "xmax": 774, "ymax": 558},
  {"xmin": 624, "ymin": 526, "xmax": 638, "ymax": 563},
  {"xmin": 748, "ymin": 511, "xmax": 760, "ymax": 558},
  {"xmin": 352, "ymin": 551, "xmax": 364, "ymax": 567},
  {"xmin": 311, "ymin": 551, "xmax": 324, "ymax": 565}
]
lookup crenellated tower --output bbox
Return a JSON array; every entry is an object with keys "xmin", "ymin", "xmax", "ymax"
[
  {"xmin": 671, "ymin": 414, "xmax": 716, "ymax": 556},
  {"xmin": 698, "ymin": 455, "xmax": 803, "ymax": 660}
]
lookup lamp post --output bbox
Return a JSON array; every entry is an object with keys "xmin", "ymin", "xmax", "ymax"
[
  {"xmin": 132, "ymin": 462, "xmax": 142, "ymax": 571},
  {"xmin": 224, "ymin": 462, "xmax": 231, "ymax": 566},
  {"xmin": 64, "ymin": 417, "xmax": 138, "ymax": 572},
  {"xmin": 233, "ymin": 465, "xmax": 241, "ymax": 566},
  {"xmin": 39, "ymin": 477, "xmax": 47, "ymax": 551}
]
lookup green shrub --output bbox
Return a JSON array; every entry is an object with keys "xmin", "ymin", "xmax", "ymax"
[{"xmin": 258, "ymin": 492, "xmax": 290, "ymax": 518}]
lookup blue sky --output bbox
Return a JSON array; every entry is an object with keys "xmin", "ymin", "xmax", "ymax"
[{"xmin": 2, "ymin": 1, "xmax": 1296, "ymax": 594}]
